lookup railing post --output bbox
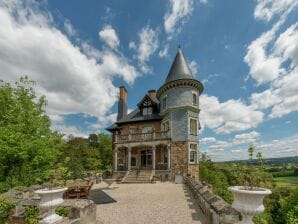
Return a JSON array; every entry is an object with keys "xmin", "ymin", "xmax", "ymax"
[
  {"xmin": 167, "ymin": 144, "xmax": 171, "ymax": 170},
  {"xmin": 128, "ymin": 147, "xmax": 131, "ymax": 171},
  {"xmin": 114, "ymin": 149, "xmax": 118, "ymax": 171},
  {"xmin": 128, "ymin": 134, "xmax": 131, "ymax": 141},
  {"xmin": 153, "ymin": 131, "xmax": 156, "ymax": 140}
]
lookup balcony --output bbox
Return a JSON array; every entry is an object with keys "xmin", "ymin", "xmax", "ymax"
[{"xmin": 115, "ymin": 131, "xmax": 171, "ymax": 143}]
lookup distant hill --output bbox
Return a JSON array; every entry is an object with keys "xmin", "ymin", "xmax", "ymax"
[{"xmin": 217, "ymin": 156, "xmax": 298, "ymax": 165}]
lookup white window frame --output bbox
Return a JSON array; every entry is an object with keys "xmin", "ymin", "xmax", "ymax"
[
  {"xmin": 161, "ymin": 119, "xmax": 170, "ymax": 132},
  {"xmin": 189, "ymin": 117, "xmax": 198, "ymax": 136},
  {"xmin": 143, "ymin": 107, "xmax": 152, "ymax": 115},
  {"xmin": 189, "ymin": 142, "xmax": 198, "ymax": 164}
]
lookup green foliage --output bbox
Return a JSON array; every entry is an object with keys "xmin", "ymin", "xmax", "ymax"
[
  {"xmin": 0, "ymin": 77, "xmax": 64, "ymax": 192},
  {"xmin": 55, "ymin": 205, "xmax": 69, "ymax": 217},
  {"xmin": 24, "ymin": 205, "xmax": 39, "ymax": 224},
  {"xmin": 248, "ymin": 144, "xmax": 255, "ymax": 160},
  {"xmin": 0, "ymin": 194, "xmax": 18, "ymax": 223}
]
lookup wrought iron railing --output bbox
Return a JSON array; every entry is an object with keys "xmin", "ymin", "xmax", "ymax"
[{"xmin": 115, "ymin": 131, "xmax": 170, "ymax": 143}]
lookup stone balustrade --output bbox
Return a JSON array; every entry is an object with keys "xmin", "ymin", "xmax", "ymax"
[{"xmin": 184, "ymin": 177, "xmax": 240, "ymax": 224}]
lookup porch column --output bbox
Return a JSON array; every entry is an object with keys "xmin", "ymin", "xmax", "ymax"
[
  {"xmin": 167, "ymin": 144, "xmax": 171, "ymax": 170},
  {"xmin": 114, "ymin": 149, "xmax": 118, "ymax": 171},
  {"xmin": 128, "ymin": 147, "xmax": 131, "ymax": 171},
  {"xmin": 152, "ymin": 145, "xmax": 156, "ymax": 170}
]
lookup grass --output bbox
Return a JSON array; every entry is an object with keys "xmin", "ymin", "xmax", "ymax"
[{"xmin": 273, "ymin": 176, "xmax": 298, "ymax": 188}]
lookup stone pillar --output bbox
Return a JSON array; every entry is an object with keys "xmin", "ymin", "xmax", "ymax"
[
  {"xmin": 114, "ymin": 149, "xmax": 118, "ymax": 171},
  {"xmin": 128, "ymin": 147, "xmax": 131, "ymax": 171},
  {"xmin": 152, "ymin": 146, "xmax": 156, "ymax": 170},
  {"xmin": 167, "ymin": 144, "xmax": 171, "ymax": 170}
]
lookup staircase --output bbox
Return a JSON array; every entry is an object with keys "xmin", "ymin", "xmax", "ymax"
[{"xmin": 122, "ymin": 170, "xmax": 154, "ymax": 183}]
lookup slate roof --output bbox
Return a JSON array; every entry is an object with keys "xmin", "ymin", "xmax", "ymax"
[
  {"xmin": 106, "ymin": 94, "xmax": 162, "ymax": 131},
  {"xmin": 164, "ymin": 48, "xmax": 194, "ymax": 83}
]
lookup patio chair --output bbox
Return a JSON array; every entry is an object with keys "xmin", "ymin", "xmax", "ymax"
[
  {"xmin": 65, "ymin": 186, "xmax": 80, "ymax": 199},
  {"xmin": 79, "ymin": 182, "xmax": 94, "ymax": 199}
]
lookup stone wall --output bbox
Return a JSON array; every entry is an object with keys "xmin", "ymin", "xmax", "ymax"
[
  {"xmin": 171, "ymin": 141, "xmax": 188, "ymax": 174},
  {"xmin": 184, "ymin": 177, "xmax": 240, "ymax": 224}
]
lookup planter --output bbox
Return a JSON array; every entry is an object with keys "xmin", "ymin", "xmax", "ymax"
[
  {"xmin": 35, "ymin": 188, "xmax": 67, "ymax": 224},
  {"xmin": 228, "ymin": 186, "xmax": 271, "ymax": 224},
  {"xmin": 103, "ymin": 179, "xmax": 116, "ymax": 189}
]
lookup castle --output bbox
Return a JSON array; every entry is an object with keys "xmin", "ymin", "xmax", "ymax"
[{"xmin": 107, "ymin": 48, "xmax": 204, "ymax": 180}]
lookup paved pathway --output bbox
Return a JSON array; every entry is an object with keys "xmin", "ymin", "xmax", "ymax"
[{"xmin": 96, "ymin": 182, "xmax": 207, "ymax": 224}]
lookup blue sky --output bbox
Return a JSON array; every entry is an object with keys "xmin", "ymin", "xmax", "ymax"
[{"xmin": 0, "ymin": 0, "xmax": 298, "ymax": 161}]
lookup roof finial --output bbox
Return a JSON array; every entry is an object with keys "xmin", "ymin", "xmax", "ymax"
[{"xmin": 178, "ymin": 44, "xmax": 181, "ymax": 49}]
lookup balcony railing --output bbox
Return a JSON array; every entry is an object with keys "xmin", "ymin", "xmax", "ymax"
[{"xmin": 115, "ymin": 131, "xmax": 170, "ymax": 143}]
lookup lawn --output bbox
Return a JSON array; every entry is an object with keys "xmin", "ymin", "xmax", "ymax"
[{"xmin": 273, "ymin": 176, "xmax": 298, "ymax": 188}]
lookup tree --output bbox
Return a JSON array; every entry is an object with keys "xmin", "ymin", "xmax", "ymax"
[
  {"xmin": 256, "ymin": 152, "xmax": 264, "ymax": 165},
  {"xmin": 0, "ymin": 77, "xmax": 64, "ymax": 192},
  {"xmin": 97, "ymin": 133, "xmax": 112, "ymax": 170},
  {"xmin": 248, "ymin": 144, "xmax": 255, "ymax": 161}
]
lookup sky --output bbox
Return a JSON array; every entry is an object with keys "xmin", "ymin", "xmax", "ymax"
[{"xmin": 0, "ymin": 0, "xmax": 298, "ymax": 161}]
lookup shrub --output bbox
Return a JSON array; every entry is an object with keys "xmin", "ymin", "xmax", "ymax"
[
  {"xmin": 24, "ymin": 205, "xmax": 39, "ymax": 224},
  {"xmin": 55, "ymin": 205, "xmax": 69, "ymax": 217},
  {"xmin": 0, "ymin": 194, "xmax": 18, "ymax": 223}
]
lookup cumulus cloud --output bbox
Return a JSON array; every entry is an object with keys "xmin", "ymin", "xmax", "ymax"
[
  {"xmin": 254, "ymin": 0, "xmax": 298, "ymax": 22},
  {"xmin": 129, "ymin": 25, "xmax": 159, "ymax": 73},
  {"xmin": 0, "ymin": 0, "xmax": 138, "ymax": 136},
  {"xmin": 233, "ymin": 131, "xmax": 260, "ymax": 145},
  {"xmin": 189, "ymin": 60, "xmax": 198, "ymax": 75},
  {"xmin": 64, "ymin": 19, "xmax": 76, "ymax": 37},
  {"xmin": 164, "ymin": 0, "xmax": 194, "ymax": 34},
  {"xmin": 200, "ymin": 137, "xmax": 216, "ymax": 144},
  {"xmin": 200, "ymin": 95, "xmax": 264, "ymax": 134},
  {"xmin": 245, "ymin": 1, "xmax": 298, "ymax": 119},
  {"xmin": 98, "ymin": 25, "xmax": 120, "ymax": 49}
]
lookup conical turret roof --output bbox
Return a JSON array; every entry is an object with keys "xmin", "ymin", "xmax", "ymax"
[{"xmin": 164, "ymin": 48, "xmax": 194, "ymax": 83}]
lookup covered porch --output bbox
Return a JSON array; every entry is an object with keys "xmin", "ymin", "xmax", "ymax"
[{"xmin": 114, "ymin": 142, "xmax": 171, "ymax": 171}]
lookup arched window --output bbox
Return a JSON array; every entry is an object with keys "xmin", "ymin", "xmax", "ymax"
[{"xmin": 192, "ymin": 93, "xmax": 197, "ymax": 105}]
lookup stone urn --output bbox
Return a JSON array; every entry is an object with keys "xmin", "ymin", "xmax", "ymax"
[
  {"xmin": 103, "ymin": 179, "xmax": 116, "ymax": 189},
  {"xmin": 228, "ymin": 186, "xmax": 271, "ymax": 224},
  {"xmin": 35, "ymin": 187, "xmax": 67, "ymax": 224}
]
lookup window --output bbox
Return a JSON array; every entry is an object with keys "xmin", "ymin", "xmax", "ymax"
[
  {"xmin": 129, "ymin": 127, "xmax": 136, "ymax": 134},
  {"xmin": 189, "ymin": 143, "xmax": 198, "ymax": 164},
  {"xmin": 192, "ymin": 93, "xmax": 197, "ymax": 105},
  {"xmin": 162, "ymin": 96, "xmax": 167, "ymax": 109},
  {"xmin": 143, "ymin": 107, "xmax": 152, "ymax": 115},
  {"xmin": 131, "ymin": 157, "xmax": 136, "ymax": 167},
  {"xmin": 161, "ymin": 120, "xmax": 170, "ymax": 131},
  {"xmin": 189, "ymin": 118, "xmax": 198, "ymax": 135}
]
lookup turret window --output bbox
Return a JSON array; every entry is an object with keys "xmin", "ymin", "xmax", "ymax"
[
  {"xmin": 162, "ymin": 96, "xmax": 167, "ymax": 109},
  {"xmin": 192, "ymin": 93, "xmax": 197, "ymax": 105},
  {"xmin": 189, "ymin": 117, "xmax": 198, "ymax": 135}
]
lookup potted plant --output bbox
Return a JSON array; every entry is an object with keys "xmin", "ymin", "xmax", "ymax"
[
  {"xmin": 35, "ymin": 166, "xmax": 69, "ymax": 224},
  {"xmin": 228, "ymin": 145, "xmax": 272, "ymax": 224}
]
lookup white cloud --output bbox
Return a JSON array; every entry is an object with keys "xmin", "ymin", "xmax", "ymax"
[
  {"xmin": 200, "ymin": 95, "xmax": 264, "ymax": 134},
  {"xmin": 64, "ymin": 19, "xmax": 76, "ymax": 36},
  {"xmin": 130, "ymin": 25, "xmax": 159, "ymax": 73},
  {"xmin": 0, "ymin": 0, "xmax": 138, "ymax": 136},
  {"xmin": 254, "ymin": 0, "xmax": 298, "ymax": 22},
  {"xmin": 233, "ymin": 131, "xmax": 260, "ymax": 145},
  {"xmin": 98, "ymin": 25, "xmax": 120, "ymax": 49},
  {"xmin": 200, "ymin": 0, "xmax": 208, "ymax": 4},
  {"xmin": 200, "ymin": 137, "xmax": 216, "ymax": 144},
  {"xmin": 159, "ymin": 46, "xmax": 169, "ymax": 58},
  {"xmin": 189, "ymin": 60, "xmax": 198, "ymax": 75},
  {"xmin": 164, "ymin": 0, "xmax": 194, "ymax": 34},
  {"xmin": 249, "ymin": 23, "xmax": 298, "ymax": 118}
]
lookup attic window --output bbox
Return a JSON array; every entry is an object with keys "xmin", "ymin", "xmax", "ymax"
[{"xmin": 143, "ymin": 107, "xmax": 152, "ymax": 115}]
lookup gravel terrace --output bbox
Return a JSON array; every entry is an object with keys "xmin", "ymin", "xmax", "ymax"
[{"xmin": 96, "ymin": 182, "xmax": 207, "ymax": 224}]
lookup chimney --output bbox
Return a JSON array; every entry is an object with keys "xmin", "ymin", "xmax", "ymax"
[
  {"xmin": 148, "ymin": 89, "xmax": 156, "ymax": 98},
  {"xmin": 117, "ymin": 86, "xmax": 127, "ymax": 121}
]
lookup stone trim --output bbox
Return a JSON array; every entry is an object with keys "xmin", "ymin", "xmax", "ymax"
[{"xmin": 184, "ymin": 177, "xmax": 240, "ymax": 224}]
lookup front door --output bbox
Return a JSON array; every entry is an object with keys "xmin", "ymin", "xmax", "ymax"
[{"xmin": 140, "ymin": 149, "xmax": 152, "ymax": 169}]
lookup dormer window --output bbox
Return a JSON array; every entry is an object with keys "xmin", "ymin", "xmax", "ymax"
[
  {"xmin": 143, "ymin": 107, "xmax": 152, "ymax": 115},
  {"xmin": 192, "ymin": 92, "xmax": 197, "ymax": 105}
]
